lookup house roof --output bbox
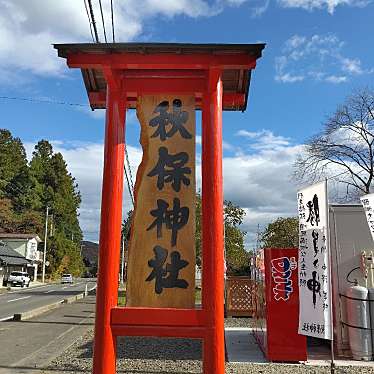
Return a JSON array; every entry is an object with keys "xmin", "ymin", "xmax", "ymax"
[
  {"xmin": 0, "ymin": 233, "xmax": 41, "ymax": 242},
  {"xmin": 0, "ymin": 241, "xmax": 29, "ymax": 266},
  {"xmin": 54, "ymin": 42, "xmax": 265, "ymax": 112}
]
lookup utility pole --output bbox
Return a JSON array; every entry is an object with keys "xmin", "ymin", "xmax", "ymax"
[
  {"xmin": 50, "ymin": 214, "xmax": 54, "ymax": 236},
  {"xmin": 42, "ymin": 206, "xmax": 49, "ymax": 283}
]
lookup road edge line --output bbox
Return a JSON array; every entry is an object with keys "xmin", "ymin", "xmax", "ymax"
[
  {"xmin": 13, "ymin": 300, "xmax": 64, "ymax": 321},
  {"xmin": 12, "ymin": 283, "xmax": 97, "ymax": 321}
]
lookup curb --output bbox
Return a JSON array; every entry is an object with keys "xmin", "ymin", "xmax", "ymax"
[
  {"xmin": 13, "ymin": 300, "xmax": 64, "ymax": 321},
  {"xmin": 12, "ymin": 285, "xmax": 96, "ymax": 321},
  {"xmin": 63, "ymin": 292, "xmax": 85, "ymax": 304}
]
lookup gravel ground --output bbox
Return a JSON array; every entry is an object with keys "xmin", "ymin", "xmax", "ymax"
[
  {"xmin": 41, "ymin": 321, "xmax": 374, "ymax": 374},
  {"xmin": 225, "ymin": 317, "xmax": 256, "ymax": 328}
]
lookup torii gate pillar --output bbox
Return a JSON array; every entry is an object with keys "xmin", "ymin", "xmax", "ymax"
[{"xmin": 54, "ymin": 42, "xmax": 265, "ymax": 374}]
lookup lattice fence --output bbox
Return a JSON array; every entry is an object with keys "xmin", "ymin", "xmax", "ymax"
[{"xmin": 225, "ymin": 276, "xmax": 256, "ymax": 317}]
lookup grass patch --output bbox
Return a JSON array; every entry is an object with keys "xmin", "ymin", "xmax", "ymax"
[
  {"xmin": 195, "ymin": 287, "xmax": 201, "ymax": 303},
  {"xmin": 118, "ymin": 295, "xmax": 126, "ymax": 306}
]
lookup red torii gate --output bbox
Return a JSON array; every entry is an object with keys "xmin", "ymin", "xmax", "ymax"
[{"xmin": 54, "ymin": 42, "xmax": 264, "ymax": 374}]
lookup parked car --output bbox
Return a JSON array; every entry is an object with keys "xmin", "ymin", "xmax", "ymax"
[
  {"xmin": 8, "ymin": 271, "xmax": 31, "ymax": 287},
  {"xmin": 61, "ymin": 273, "xmax": 73, "ymax": 284}
]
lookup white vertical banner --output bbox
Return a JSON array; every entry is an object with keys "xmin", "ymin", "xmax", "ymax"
[
  {"xmin": 297, "ymin": 181, "xmax": 332, "ymax": 339},
  {"xmin": 360, "ymin": 193, "xmax": 374, "ymax": 241}
]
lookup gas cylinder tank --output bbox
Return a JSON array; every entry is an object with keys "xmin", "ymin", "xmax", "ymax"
[
  {"xmin": 345, "ymin": 285, "xmax": 372, "ymax": 361},
  {"xmin": 369, "ymin": 288, "xmax": 374, "ymax": 355}
]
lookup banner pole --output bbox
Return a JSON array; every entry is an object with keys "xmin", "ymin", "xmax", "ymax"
[{"xmin": 325, "ymin": 178, "xmax": 335, "ymax": 374}]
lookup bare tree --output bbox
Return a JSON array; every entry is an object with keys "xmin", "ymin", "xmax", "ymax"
[{"xmin": 294, "ymin": 88, "xmax": 374, "ymax": 201}]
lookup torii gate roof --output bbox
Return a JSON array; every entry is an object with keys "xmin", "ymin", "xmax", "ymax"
[{"xmin": 54, "ymin": 42, "xmax": 265, "ymax": 111}]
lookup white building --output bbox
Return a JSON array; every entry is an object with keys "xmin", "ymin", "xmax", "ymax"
[{"xmin": 0, "ymin": 234, "xmax": 42, "ymax": 281}]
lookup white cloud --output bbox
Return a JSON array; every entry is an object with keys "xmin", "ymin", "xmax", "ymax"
[
  {"xmin": 0, "ymin": 0, "xmax": 257, "ymax": 81},
  {"xmin": 249, "ymin": 0, "xmax": 271, "ymax": 16},
  {"xmin": 1, "ymin": 0, "xmax": 373, "ymax": 84},
  {"xmin": 278, "ymin": 0, "xmax": 372, "ymax": 14},
  {"xmin": 0, "ymin": 1, "xmax": 92, "ymax": 77},
  {"xmin": 275, "ymin": 34, "xmax": 373, "ymax": 84},
  {"xmin": 224, "ymin": 129, "xmax": 306, "ymax": 247},
  {"xmin": 57, "ymin": 132, "xmax": 359, "ymax": 249},
  {"xmin": 275, "ymin": 72, "xmax": 305, "ymax": 83},
  {"xmin": 325, "ymin": 75, "xmax": 347, "ymax": 83},
  {"xmin": 22, "ymin": 128, "xmax": 301, "ymax": 247},
  {"xmin": 236, "ymin": 129, "xmax": 291, "ymax": 150},
  {"xmin": 341, "ymin": 57, "xmax": 363, "ymax": 75}
]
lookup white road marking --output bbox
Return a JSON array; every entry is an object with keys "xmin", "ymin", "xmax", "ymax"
[
  {"xmin": 0, "ymin": 315, "xmax": 13, "ymax": 321},
  {"xmin": 7, "ymin": 284, "xmax": 51, "ymax": 294},
  {"xmin": 44, "ymin": 290, "xmax": 55, "ymax": 293},
  {"xmin": 7, "ymin": 296, "xmax": 31, "ymax": 303}
]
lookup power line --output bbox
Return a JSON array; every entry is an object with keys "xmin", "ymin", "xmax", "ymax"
[
  {"xmin": 125, "ymin": 146, "xmax": 135, "ymax": 193},
  {"xmin": 87, "ymin": 0, "xmax": 100, "ymax": 43},
  {"xmin": 110, "ymin": 0, "xmax": 115, "ymax": 43},
  {"xmin": 98, "ymin": 0, "xmax": 108, "ymax": 43},
  {"xmin": 83, "ymin": 0, "xmax": 95, "ymax": 42},
  {"xmin": 0, "ymin": 95, "xmax": 88, "ymax": 107},
  {"xmin": 124, "ymin": 162, "xmax": 134, "ymax": 206}
]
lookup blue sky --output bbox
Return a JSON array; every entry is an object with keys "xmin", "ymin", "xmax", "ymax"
[{"xmin": 0, "ymin": 0, "xmax": 373, "ymax": 246}]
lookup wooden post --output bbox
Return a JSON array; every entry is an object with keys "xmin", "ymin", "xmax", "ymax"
[
  {"xmin": 93, "ymin": 80, "xmax": 126, "ymax": 374},
  {"xmin": 202, "ymin": 68, "xmax": 225, "ymax": 374}
]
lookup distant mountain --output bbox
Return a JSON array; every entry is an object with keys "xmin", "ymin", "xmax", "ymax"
[{"xmin": 81, "ymin": 240, "xmax": 98, "ymax": 266}]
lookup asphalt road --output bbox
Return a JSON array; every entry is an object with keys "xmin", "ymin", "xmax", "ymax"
[
  {"xmin": 0, "ymin": 294, "xmax": 96, "ymax": 374},
  {"xmin": 0, "ymin": 278, "xmax": 97, "ymax": 321}
]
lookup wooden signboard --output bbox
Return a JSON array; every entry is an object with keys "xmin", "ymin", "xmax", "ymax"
[{"xmin": 126, "ymin": 95, "xmax": 196, "ymax": 308}]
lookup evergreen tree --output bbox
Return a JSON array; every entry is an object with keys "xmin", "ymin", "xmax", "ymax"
[
  {"xmin": 49, "ymin": 152, "xmax": 82, "ymax": 242},
  {"xmin": 0, "ymin": 133, "xmax": 83, "ymax": 277},
  {"xmin": 0, "ymin": 130, "xmax": 27, "ymax": 186},
  {"xmin": 0, "ymin": 130, "xmax": 42, "ymax": 232},
  {"xmin": 0, "ymin": 129, "xmax": 28, "ymax": 203},
  {"xmin": 29, "ymin": 140, "xmax": 83, "ymax": 277},
  {"xmin": 29, "ymin": 140, "xmax": 55, "ymax": 208},
  {"xmin": 29, "ymin": 140, "xmax": 82, "ymax": 242}
]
